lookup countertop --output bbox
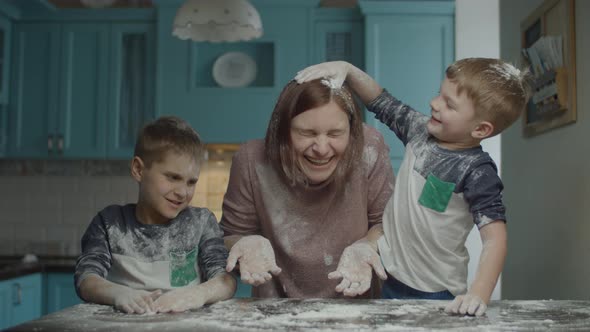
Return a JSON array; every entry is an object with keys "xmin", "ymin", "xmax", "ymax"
[
  {"xmin": 0, "ymin": 256, "xmax": 77, "ymax": 280},
  {"xmin": 6, "ymin": 298, "xmax": 590, "ymax": 331}
]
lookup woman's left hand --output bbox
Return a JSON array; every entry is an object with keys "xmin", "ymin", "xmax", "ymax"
[{"xmin": 328, "ymin": 241, "xmax": 387, "ymax": 297}]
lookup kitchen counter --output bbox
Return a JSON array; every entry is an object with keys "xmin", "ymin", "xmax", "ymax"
[
  {"xmin": 0, "ymin": 256, "xmax": 77, "ymax": 280},
  {"xmin": 6, "ymin": 298, "xmax": 590, "ymax": 331}
]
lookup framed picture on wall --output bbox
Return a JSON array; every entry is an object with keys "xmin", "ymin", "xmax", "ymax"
[{"xmin": 520, "ymin": 0, "xmax": 576, "ymax": 137}]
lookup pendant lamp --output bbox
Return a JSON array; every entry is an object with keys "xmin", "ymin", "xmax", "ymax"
[{"xmin": 172, "ymin": 0, "xmax": 263, "ymax": 42}]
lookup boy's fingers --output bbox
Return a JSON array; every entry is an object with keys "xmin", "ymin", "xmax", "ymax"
[
  {"xmin": 150, "ymin": 289, "xmax": 162, "ymax": 300},
  {"xmin": 475, "ymin": 303, "xmax": 487, "ymax": 316},
  {"xmin": 129, "ymin": 302, "xmax": 144, "ymax": 314}
]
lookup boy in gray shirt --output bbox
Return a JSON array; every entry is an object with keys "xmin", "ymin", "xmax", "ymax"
[
  {"xmin": 296, "ymin": 58, "xmax": 530, "ymax": 316},
  {"xmin": 75, "ymin": 116, "xmax": 235, "ymax": 314}
]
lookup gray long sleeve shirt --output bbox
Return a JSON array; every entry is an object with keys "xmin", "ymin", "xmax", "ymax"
[
  {"xmin": 75, "ymin": 204, "xmax": 229, "ymax": 297},
  {"xmin": 369, "ymin": 90, "xmax": 506, "ymax": 295}
]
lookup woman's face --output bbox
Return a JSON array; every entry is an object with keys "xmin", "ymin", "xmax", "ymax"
[{"xmin": 290, "ymin": 100, "xmax": 350, "ymax": 185}]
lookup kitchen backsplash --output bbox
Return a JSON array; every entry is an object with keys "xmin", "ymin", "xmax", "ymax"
[{"xmin": 0, "ymin": 146, "xmax": 236, "ymax": 257}]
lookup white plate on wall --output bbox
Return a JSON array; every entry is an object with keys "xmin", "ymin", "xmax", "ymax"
[{"xmin": 212, "ymin": 52, "xmax": 257, "ymax": 88}]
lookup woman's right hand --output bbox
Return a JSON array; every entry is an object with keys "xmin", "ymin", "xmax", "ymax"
[{"xmin": 226, "ymin": 235, "xmax": 282, "ymax": 286}]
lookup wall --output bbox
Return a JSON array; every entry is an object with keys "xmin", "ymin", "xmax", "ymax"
[
  {"xmin": 500, "ymin": 0, "xmax": 590, "ymax": 299},
  {"xmin": 0, "ymin": 158, "xmax": 229, "ymax": 256},
  {"xmin": 0, "ymin": 175, "xmax": 135, "ymax": 256},
  {"xmin": 455, "ymin": 0, "xmax": 502, "ymax": 301}
]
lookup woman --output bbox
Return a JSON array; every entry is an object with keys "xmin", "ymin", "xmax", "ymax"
[{"xmin": 220, "ymin": 79, "xmax": 394, "ymax": 298}]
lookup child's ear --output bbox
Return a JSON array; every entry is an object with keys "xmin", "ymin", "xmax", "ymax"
[
  {"xmin": 472, "ymin": 121, "xmax": 494, "ymax": 139},
  {"xmin": 130, "ymin": 156, "xmax": 145, "ymax": 181}
]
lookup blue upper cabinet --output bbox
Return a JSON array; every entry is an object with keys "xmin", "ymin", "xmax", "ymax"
[
  {"xmin": 359, "ymin": 0, "xmax": 454, "ymax": 171},
  {"xmin": 8, "ymin": 23, "xmax": 61, "ymax": 158},
  {"xmin": 7, "ymin": 16, "xmax": 154, "ymax": 159},
  {"xmin": 312, "ymin": 8, "xmax": 364, "ymax": 69},
  {"xmin": 0, "ymin": 14, "xmax": 12, "ymax": 105},
  {"xmin": 58, "ymin": 23, "xmax": 110, "ymax": 158},
  {"xmin": 9, "ymin": 23, "xmax": 108, "ymax": 158},
  {"xmin": 107, "ymin": 23, "xmax": 155, "ymax": 159}
]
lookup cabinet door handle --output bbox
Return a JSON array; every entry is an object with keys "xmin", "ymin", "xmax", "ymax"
[
  {"xmin": 12, "ymin": 283, "xmax": 22, "ymax": 305},
  {"xmin": 57, "ymin": 134, "xmax": 64, "ymax": 154},
  {"xmin": 48, "ymin": 135, "xmax": 54, "ymax": 153}
]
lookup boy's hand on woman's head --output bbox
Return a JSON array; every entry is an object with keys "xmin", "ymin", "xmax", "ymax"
[
  {"xmin": 294, "ymin": 61, "xmax": 351, "ymax": 88},
  {"xmin": 329, "ymin": 240, "xmax": 387, "ymax": 297},
  {"xmin": 113, "ymin": 289, "xmax": 162, "ymax": 314},
  {"xmin": 445, "ymin": 293, "xmax": 487, "ymax": 317},
  {"xmin": 226, "ymin": 235, "xmax": 282, "ymax": 286}
]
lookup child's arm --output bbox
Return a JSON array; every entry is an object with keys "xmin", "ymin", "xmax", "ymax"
[
  {"xmin": 153, "ymin": 272, "xmax": 237, "ymax": 313},
  {"xmin": 445, "ymin": 221, "xmax": 507, "ymax": 316},
  {"xmin": 295, "ymin": 61, "xmax": 382, "ymax": 104},
  {"xmin": 79, "ymin": 274, "xmax": 162, "ymax": 314}
]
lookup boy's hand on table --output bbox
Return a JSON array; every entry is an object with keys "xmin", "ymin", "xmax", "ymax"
[
  {"xmin": 113, "ymin": 289, "xmax": 162, "ymax": 314},
  {"xmin": 226, "ymin": 235, "xmax": 282, "ymax": 286},
  {"xmin": 445, "ymin": 293, "xmax": 487, "ymax": 316},
  {"xmin": 153, "ymin": 286, "xmax": 206, "ymax": 313},
  {"xmin": 294, "ymin": 61, "xmax": 350, "ymax": 88},
  {"xmin": 329, "ymin": 240, "xmax": 387, "ymax": 297}
]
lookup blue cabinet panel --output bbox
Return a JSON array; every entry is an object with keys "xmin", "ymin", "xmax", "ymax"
[
  {"xmin": 313, "ymin": 8, "xmax": 364, "ymax": 69},
  {"xmin": 0, "ymin": 14, "xmax": 11, "ymax": 105},
  {"xmin": 45, "ymin": 273, "xmax": 81, "ymax": 314},
  {"xmin": 0, "ymin": 279, "xmax": 10, "ymax": 329},
  {"xmin": 361, "ymin": 1, "xmax": 454, "ymax": 171},
  {"xmin": 8, "ymin": 20, "xmax": 154, "ymax": 159},
  {"xmin": 10, "ymin": 273, "xmax": 43, "ymax": 327},
  {"xmin": 0, "ymin": 273, "xmax": 42, "ymax": 330},
  {"xmin": 107, "ymin": 22, "xmax": 155, "ymax": 159},
  {"xmin": 234, "ymin": 279, "xmax": 252, "ymax": 298},
  {"xmin": 8, "ymin": 23, "xmax": 60, "ymax": 158},
  {"xmin": 58, "ymin": 23, "xmax": 109, "ymax": 158}
]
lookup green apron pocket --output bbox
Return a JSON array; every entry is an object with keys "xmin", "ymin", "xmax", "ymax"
[
  {"xmin": 169, "ymin": 248, "xmax": 199, "ymax": 287},
  {"xmin": 418, "ymin": 173, "xmax": 455, "ymax": 213}
]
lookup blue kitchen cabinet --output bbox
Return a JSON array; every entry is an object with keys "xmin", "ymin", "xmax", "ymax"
[
  {"xmin": 0, "ymin": 273, "xmax": 43, "ymax": 330},
  {"xmin": 106, "ymin": 22, "xmax": 155, "ymax": 159},
  {"xmin": 359, "ymin": 0, "xmax": 455, "ymax": 171},
  {"xmin": 234, "ymin": 279, "xmax": 252, "ymax": 298},
  {"xmin": 0, "ymin": 14, "xmax": 11, "ymax": 105},
  {"xmin": 9, "ymin": 22, "xmax": 109, "ymax": 158},
  {"xmin": 0, "ymin": 278, "xmax": 10, "ymax": 328},
  {"xmin": 7, "ymin": 23, "xmax": 59, "ymax": 158},
  {"xmin": 8, "ymin": 21, "xmax": 154, "ymax": 159},
  {"xmin": 313, "ymin": 8, "xmax": 364, "ymax": 69},
  {"xmin": 45, "ymin": 273, "xmax": 81, "ymax": 314}
]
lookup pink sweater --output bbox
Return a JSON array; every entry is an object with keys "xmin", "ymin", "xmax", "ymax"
[{"xmin": 220, "ymin": 125, "xmax": 394, "ymax": 298}]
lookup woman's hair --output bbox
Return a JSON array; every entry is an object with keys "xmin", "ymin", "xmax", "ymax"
[
  {"xmin": 265, "ymin": 79, "xmax": 364, "ymax": 188},
  {"xmin": 134, "ymin": 116, "xmax": 203, "ymax": 167},
  {"xmin": 446, "ymin": 57, "xmax": 532, "ymax": 136}
]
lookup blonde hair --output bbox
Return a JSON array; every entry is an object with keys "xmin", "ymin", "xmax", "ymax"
[
  {"xmin": 446, "ymin": 58, "xmax": 532, "ymax": 136},
  {"xmin": 265, "ymin": 79, "xmax": 364, "ymax": 189},
  {"xmin": 134, "ymin": 116, "xmax": 203, "ymax": 167}
]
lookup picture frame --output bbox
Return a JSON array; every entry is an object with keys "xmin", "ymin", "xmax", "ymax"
[{"xmin": 520, "ymin": 0, "xmax": 576, "ymax": 137}]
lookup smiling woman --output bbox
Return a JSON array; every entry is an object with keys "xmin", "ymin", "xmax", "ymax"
[{"xmin": 219, "ymin": 79, "xmax": 394, "ymax": 299}]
